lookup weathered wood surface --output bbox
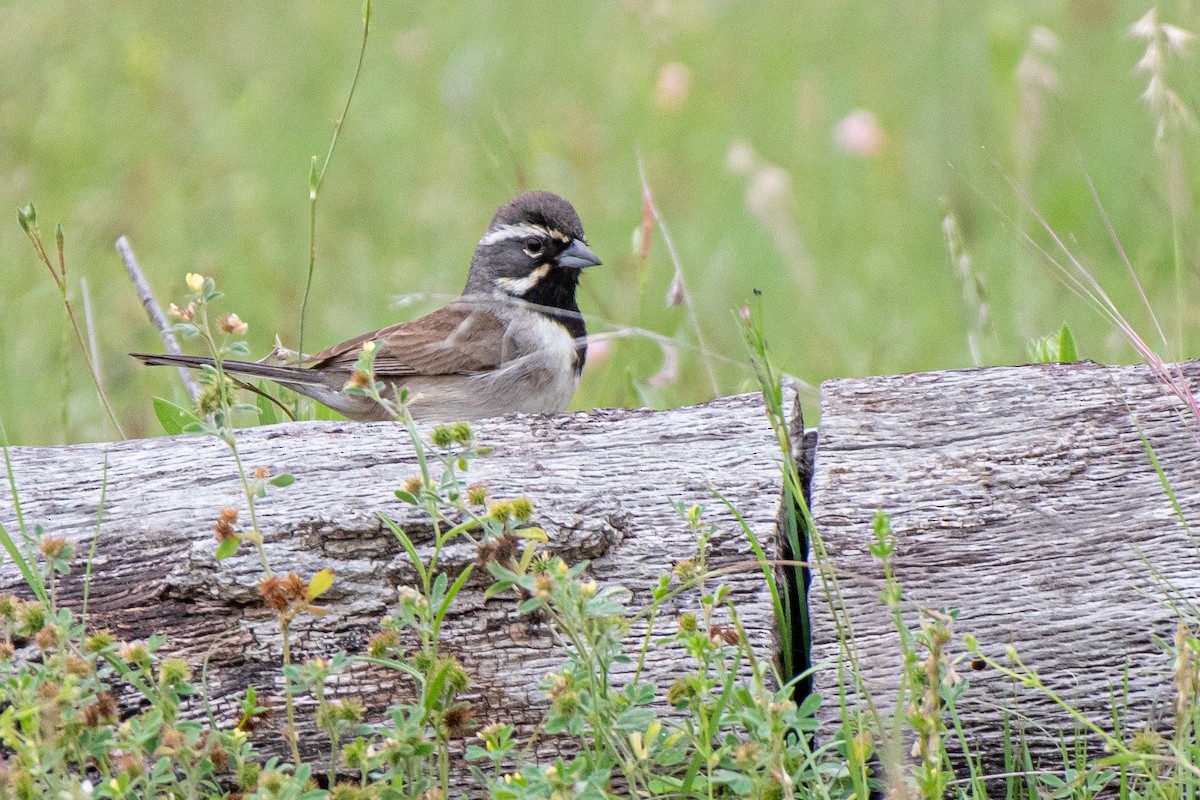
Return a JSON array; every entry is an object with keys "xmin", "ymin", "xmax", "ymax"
[
  {"xmin": 0, "ymin": 394, "xmax": 789, "ymax": 786},
  {"xmin": 809, "ymin": 359, "xmax": 1200, "ymax": 765}
]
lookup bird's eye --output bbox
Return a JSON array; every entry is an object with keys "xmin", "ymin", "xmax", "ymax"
[{"xmin": 524, "ymin": 238, "xmax": 544, "ymax": 256}]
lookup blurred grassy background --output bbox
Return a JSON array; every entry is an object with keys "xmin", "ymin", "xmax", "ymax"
[{"xmin": 2, "ymin": 0, "xmax": 1198, "ymax": 444}]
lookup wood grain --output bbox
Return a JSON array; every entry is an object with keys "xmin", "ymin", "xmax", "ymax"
[
  {"xmin": 0, "ymin": 393, "xmax": 791, "ymax": 789},
  {"xmin": 808, "ymin": 360, "xmax": 1200, "ymax": 768}
]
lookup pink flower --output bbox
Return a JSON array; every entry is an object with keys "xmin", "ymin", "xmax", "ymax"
[{"xmin": 833, "ymin": 109, "xmax": 885, "ymax": 157}]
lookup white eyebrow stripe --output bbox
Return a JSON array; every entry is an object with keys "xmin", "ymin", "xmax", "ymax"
[
  {"xmin": 495, "ymin": 263, "xmax": 552, "ymax": 295},
  {"xmin": 479, "ymin": 223, "xmax": 551, "ymax": 246},
  {"xmin": 478, "ymin": 223, "xmax": 575, "ymax": 246}
]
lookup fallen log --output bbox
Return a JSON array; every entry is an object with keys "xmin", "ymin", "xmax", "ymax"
[
  {"xmin": 808, "ymin": 359, "xmax": 1200, "ymax": 768},
  {"xmin": 0, "ymin": 393, "xmax": 791, "ymax": 789}
]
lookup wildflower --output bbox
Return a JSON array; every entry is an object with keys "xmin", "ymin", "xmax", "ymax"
[
  {"xmin": 159, "ymin": 657, "xmax": 192, "ymax": 687},
  {"xmin": 726, "ymin": 140, "xmax": 758, "ymax": 176},
  {"xmin": 833, "ymin": 109, "xmax": 885, "ymax": 157},
  {"xmin": 368, "ymin": 629, "xmax": 400, "ymax": 658},
  {"xmin": 509, "ymin": 497, "xmax": 534, "ymax": 523},
  {"xmin": 38, "ymin": 536, "xmax": 71, "ymax": 561},
  {"xmin": 258, "ymin": 573, "xmax": 308, "ymax": 614},
  {"xmin": 159, "ymin": 727, "xmax": 187, "ymax": 753},
  {"xmin": 467, "ymin": 483, "xmax": 489, "ymax": 505},
  {"xmin": 185, "ymin": 272, "xmax": 205, "ymax": 293},
  {"xmin": 397, "ymin": 585, "xmax": 427, "ymax": 608},
  {"xmin": 218, "ymin": 312, "xmax": 249, "ymax": 335},
  {"xmin": 431, "ymin": 425, "xmax": 455, "ymax": 447},
  {"xmin": 119, "ymin": 640, "xmax": 149, "ymax": 665},
  {"xmin": 544, "ymin": 671, "xmax": 570, "ymax": 699},
  {"xmin": 402, "ymin": 476, "xmax": 423, "ymax": 495},
  {"xmin": 213, "ymin": 507, "xmax": 239, "ymax": 543},
  {"xmin": 479, "ymin": 722, "xmax": 506, "ymax": 748},
  {"xmin": 678, "ymin": 612, "xmax": 697, "ymax": 632},
  {"xmin": 667, "ymin": 676, "xmax": 694, "ymax": 706},
  {"xmin": 116, "ymin": 752, "xmax": 145, "ymax": 778},
  {"xmin": 733, "ymin": 741, "xmax": 760, "ymax": 767},
  {"xmin": 168, "ymin": 302, "xmax": 195, "ymax": 321},
  {"xmin": 1130, "ymin": 727, "xmax": 1165, "ymax": 754},
  {"xmin": 442, "ymin": 701, "xmax": 477, "ymax": 737},
  {"xmin": 362, "ymin": 340, "xmax": 376, "ymax": 354},
  {"xmin": 673, "ymin": 558, "xmax": 700, "ymax": 582},
  {"xmin": 34, "ymin": 624, "xmax": 58, "ymax": 651},
  {"xmin": 344, "ymin": 370, "xmax": 372, "ymax": 390},
  {"xmin": 254, "ymin": 466, "xmax": 270, "ymax": 480},
  {"xmin": 83, "ymin": 692, "xmax": 119, "ymax": 727},
  {"xmin": 654, "ymin": 62, "xmax": 691, "ymax": 111},
  {"xmin": 86, "ymin": 630, "xmax": 115, "ymax": 652},
  {"xmin": 477, "ymin": 532, "xmax": 518, "ymax": 566},
  {"xmin": 709, "ymin": 624, "xmax": 740, "ymax": 646},
  {"xmin": 579, "ymin": 579, "xmax": 597, "ymax": 598}
]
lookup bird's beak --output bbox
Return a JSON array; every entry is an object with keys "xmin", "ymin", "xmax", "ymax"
[{"xmin": 557, "ymin": 239, "xmax": 602, "ymax": 269}]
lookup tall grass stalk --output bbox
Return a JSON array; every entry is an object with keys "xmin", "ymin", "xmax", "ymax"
[
  {"xmin": 637, "ymin": 151, "xmax": 722, "ymax": 398},
  {"xmin": 16, "ymin": 207, "xmax": 125, "ymax": 438},
  {"xmin": 298, "ymin": 0, "xmax": 372, "ymax": 368}
]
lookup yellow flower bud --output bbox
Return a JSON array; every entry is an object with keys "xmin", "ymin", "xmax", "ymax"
[
  {"xmin": 185, "ymin": 272, "xmax": 205, "ymax": 292},
  {"xmin": 363, "ymin": 340, "xmax": 377, "ymax": 354}
]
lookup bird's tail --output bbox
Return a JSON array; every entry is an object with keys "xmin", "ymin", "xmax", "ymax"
[{"xmin": 130, "ymin": 352, "xmax": 329, "ymax": 388}]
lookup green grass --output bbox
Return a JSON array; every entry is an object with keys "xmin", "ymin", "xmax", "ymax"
[{"xmin": 1, "ymin": 0, "xmax": 1198, "ymax": 443}]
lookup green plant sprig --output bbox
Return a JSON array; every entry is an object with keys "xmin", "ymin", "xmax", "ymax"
[{"xmin": 17, "ymin": 205, "xmax": 125, "ymax": 439}]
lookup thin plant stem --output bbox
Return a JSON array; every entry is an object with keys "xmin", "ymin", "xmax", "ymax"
[
  {"xmin": 636, "ymin": 151, "xmax": 722, "ymax": 398},
  {"xmin": 279, "ymin": 615, "xmax": 301, "ymax": 765},
  {"xmin": 18, "ymin": 214, "xmax": 126, "ymax": 438},
  {"xmin": 299, "ymin": 0, "xmax": 372, "ymax": 364}
]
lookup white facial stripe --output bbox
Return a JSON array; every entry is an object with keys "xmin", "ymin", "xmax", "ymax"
[
  {"xmin": 479, "ymin": 223, "xmax": 574, "ymax": 246},
  {"xmin": 496, "ymin": 263, "xmax": 552, "ymax": 296},
  {"xmin": 479, "ymin": 223, "xmax": 549, "ymax": 246}
]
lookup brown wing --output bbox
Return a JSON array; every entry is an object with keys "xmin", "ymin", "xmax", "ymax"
[{"xmin": 306, "ymin": 302, "xmax": 508, "ymax": 378}]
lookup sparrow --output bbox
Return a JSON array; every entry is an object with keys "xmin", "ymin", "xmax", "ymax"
[{"xmin": 132, "ymin": 191, "xmax": 602, "ymax": 422}]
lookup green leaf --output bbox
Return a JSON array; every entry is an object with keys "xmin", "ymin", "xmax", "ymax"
[
  {"xmin": 307, "ymin": 568, "xmax": 335, "ymax": 599},
  {"xmin": 255, "ymin": 388, "xmax": 279, "ymax": 426},
  {"xmin": 711, "ymin": 769, "xmax": 753, "ymax": 795},
  {"xmin": 518, "ymin": 596, "xmax": 545, "ymax": 614},
  {"xmin": 614, "ymin": 707, "xmax": 655, "ymax": 731},
  {"xmin": 167, "ymin": 322, "xmax": 200, "ymax": 339},
  {"xmin": 394, "ymin": 490, "xmax": 418, "ymax": 505},
  {"xmin": 381, "ymin": 515, "xmax": 427, "ymax": 587},
  {"xmin": 514, "ymin": 526, "xmax": 547, "ymax": 542},
  {"xmin": 463, "ymin": 745, "xmax": 491, "ymax": 761},
  {"xmin": 269, "ymin": 473, "xmax": 295, "ymax": 488},
  {"xmin": 153, "ymin": 397, "xmax": 201, "ymax": 436},
  {"xmin": 1058, "ymin": 323, "xmax": 1078, "ymax": 362},
  {"xmin": 434, "ymin": 565, "xmax": 473, "ymax": 633},
  {"xmin": 215, "ymin": 536, "xmax": 241, "ymax": 561}
]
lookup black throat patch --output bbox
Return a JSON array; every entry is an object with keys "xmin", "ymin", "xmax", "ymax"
[{"xmin": 522, "ymin": 267, "xmax": 587, "ymax": 373}]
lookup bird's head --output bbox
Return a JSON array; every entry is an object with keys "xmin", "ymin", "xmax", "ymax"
[{"xmin": 465, "ymin": 191, "xmax": 601, "ymax": 309}]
